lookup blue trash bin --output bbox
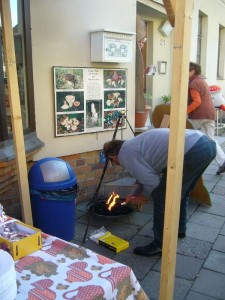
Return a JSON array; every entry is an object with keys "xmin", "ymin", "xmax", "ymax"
[{"xmin": 28, "ymin": 157, "xmax": 77, "ymax": 241}]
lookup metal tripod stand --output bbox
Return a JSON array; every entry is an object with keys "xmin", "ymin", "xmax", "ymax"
[{"xmin": 82, "ymin": 114, "xmax": 135, "ymax": 243}]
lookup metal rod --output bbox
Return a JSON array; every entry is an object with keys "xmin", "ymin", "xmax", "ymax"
[
  {"xmin": 82, "ymin": 114, "xmax": 134, "ymax": 243},
  {"xmin": 124, "ymin": 115, "xmax": 135, "ymax": 135}
]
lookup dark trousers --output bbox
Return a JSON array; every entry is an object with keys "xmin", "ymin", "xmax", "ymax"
[{"xmin": 152, "ymin": 136, "xmax": 216, "ymax": 248}]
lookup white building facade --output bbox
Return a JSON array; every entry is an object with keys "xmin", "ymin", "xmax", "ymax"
[{"xmin": 29, "ymin": 0, "xmax": 225, "ymax": 160}]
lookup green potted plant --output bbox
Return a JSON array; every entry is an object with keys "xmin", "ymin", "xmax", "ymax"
[
  {"xmin": 135, "ymin": 92, "xmax": 152, "ymax": 128},
  {"xmin": 144, "ymin": 92, "xmax": 152, "ymax": 109},
  {"xmin": 161, "ymin": 95, "xmax": 171, "ymax": 104}
]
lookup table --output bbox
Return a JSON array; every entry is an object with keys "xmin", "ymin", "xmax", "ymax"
[{"xmin": 15, "ymin": 232, "xmax": 149, "ymax": 300}]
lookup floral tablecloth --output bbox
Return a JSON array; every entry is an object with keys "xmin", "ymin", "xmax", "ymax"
[{"xmin": 15, "ymin": 233, "xmax": 149, "ymax": 300}]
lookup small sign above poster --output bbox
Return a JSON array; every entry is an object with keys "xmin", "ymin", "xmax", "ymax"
[
  {"xmin": 91, "ymin": 30, "xmax": 134, "ymax": 63},
  {"xmin": 53, "ymin": 67, "xmax": 127, "ymax": 137}
]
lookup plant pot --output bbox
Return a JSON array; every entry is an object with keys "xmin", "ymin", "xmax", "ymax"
[{"xmin": 135, "ymin": 108, "xmax": 150, "ymax": 128}]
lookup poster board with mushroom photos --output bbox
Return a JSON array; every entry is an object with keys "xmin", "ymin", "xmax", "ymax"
[{"xmin": 53, "ymin": 67, "xmax": 127, "ymax": 136}]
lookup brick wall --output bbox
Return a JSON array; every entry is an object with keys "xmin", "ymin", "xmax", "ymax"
[
  {"xmin": 61, "ymin": 150, "xmax": 128, "ymax": 202},
  {"xmin": 0, "ymin": 150, "xmax": 38, "ymax": 220},
  {"xmin": 0, "ymin": 149, "xmax": 127, "ymax": 220}
]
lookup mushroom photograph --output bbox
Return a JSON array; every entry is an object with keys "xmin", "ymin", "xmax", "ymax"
[
  {"xmin": 104, "ymin": 90, "xmax": 126, "ymax": 109},
  {"xmin": 86, "ymin": 100, "xmax": 102, "ymax": 129},
  {"xmin": 56, "ymin": 114, "xmax": 84, "ymax": 136},
  {"xmin": 104, "ymin": 110, "xmax": 126, "ymax": 129},
  {"xmin": 54, "ymin": 67, "xmax": 84, "ymax": 89},
  {"xmin": 56, "ymin": 91, "xmax": 84, "ymax": 112},
  {"xmin": 104, "ymin": 69, "xmax": 127, "ymax": 88}
]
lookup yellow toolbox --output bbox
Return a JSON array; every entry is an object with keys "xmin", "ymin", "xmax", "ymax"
[
  {"xmin": 98, "ymin": 231, "xmax": 129, "ymax": 253},
  {"xmin": 0, "ymin": 220, "xmax": 42, "ymax": 260}
]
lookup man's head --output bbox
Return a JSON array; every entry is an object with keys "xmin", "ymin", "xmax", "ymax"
[
  {"xmin": 189, "ymin": 62, "xmax": 201, "ymax": 77},
  {"xmin": 103, "ymin": 140, "xmax": 124, "ymax": 165},
  {"xmin": 137, "ymin": 36, "xmax": 147, "ymax": 50}
]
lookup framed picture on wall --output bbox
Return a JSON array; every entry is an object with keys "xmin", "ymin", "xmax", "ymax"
[{"xmin": 53, "ymin": 67, "xmax": 127, "ymax": 137}]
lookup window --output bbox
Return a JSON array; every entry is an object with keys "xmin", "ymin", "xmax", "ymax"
[
  {"xmin": 217, "ymin": 25, "xmax": 225, "ymax": 79},
  {"xmin": 0, "ymin": 0, "xmax": 35, "ymax": 142},
  {"xmin": 196, "ymin": 14, "xmax": 202, "ymax": 65},
  {"xmin": 196, "ymin": 11, "xmax": 208, "ymax": 76}
]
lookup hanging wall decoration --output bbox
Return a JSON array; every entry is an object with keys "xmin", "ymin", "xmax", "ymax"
[{"xmin": 53, "ymin": 67, "xmax": 127, "ymax": 137}]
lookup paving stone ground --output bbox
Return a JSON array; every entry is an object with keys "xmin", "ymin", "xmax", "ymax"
[{"xmin": 72, "ymin": 136, "xmax": 225, "ymax": 300}]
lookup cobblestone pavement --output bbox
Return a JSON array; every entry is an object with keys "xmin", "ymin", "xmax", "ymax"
[{"xmin": 73, "ymin": 136, "xmax": 225, "ymax": 300}]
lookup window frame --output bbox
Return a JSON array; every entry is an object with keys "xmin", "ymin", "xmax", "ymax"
[
  {"xmin": 0, "ymin": 0, "xmax": 44, "ymax": 162},
  {"xmin": 0, "ymin": 38, "xmax": 8, "ymax": 141},
  {"xmin": 0, "ymin": 0, "xmax": 35, "ymax": 142},
  {"xmin": 196, "ymin": 14, "xmax": 202, "ymax": 65},
  {"xmin": 196, "ymin": 10, "xmax": 208, "ymax": 77},
  {"xmin": 217, "ymin": 25, "xmax": 225, "ymax": 80}
]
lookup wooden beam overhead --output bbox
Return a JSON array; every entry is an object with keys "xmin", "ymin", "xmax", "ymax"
[{"xmin": 162, "ymin": 0, "xmax": 176, "ymax": 27}]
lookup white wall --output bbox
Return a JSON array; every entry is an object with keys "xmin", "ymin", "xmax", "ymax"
[
  {"xmin": 150, "ymin": 0, "xmax": 225, "ymax": 108},
  {"xmin": 30, "ymin": 0, "xmax": 225, "ymax": 160},
  {"xmin": 190, "ymin": 0, "xmax": 225, "ymax": 88},
  {"xmin": 30, "ymin": 0, "xmax": 137, "ymax": 160},
  {"xmin": 135, "ymin": 6, "xmax": 173, "ymax": 110},
  {"xmin": 149, "ymin": 19, "xmax": 173, "ymax": 109},
  {"xmin": 148, "ymin": 0, "xmax": 225, "ymax": 109}
]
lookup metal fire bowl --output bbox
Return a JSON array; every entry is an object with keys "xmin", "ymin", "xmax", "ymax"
[{"xmin": 86, "ymin": 197, "xmax": 138, "ymax": 219}]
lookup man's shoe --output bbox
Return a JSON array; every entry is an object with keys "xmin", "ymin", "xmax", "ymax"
[
  {"xmin": 178, "ymin": 232, "xmax": 186, "ymax": 239},
  {"xmin": 217, "ymin": 162, "xmax": 225, "ymax": 175},
  {"xmin": 134, "ymin": 242, "xmax": 162, "ymax": 257}
]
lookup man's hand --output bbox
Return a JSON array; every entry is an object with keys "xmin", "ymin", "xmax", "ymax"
[{"xmin": 125, "ymin": 193, "xmax": 148, "ymax": 205}]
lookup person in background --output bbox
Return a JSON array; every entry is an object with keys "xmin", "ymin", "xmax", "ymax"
[
  {"xmin": 103, "ymin": 129, "xmax": 216, "ymax": 256},
  {"xmin": 188, "ymin": 62, "xmax": 225, "ymax": 174}
]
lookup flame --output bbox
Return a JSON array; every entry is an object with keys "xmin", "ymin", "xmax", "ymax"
[{"xmin": 106, "ymin": 191, "xmax": 120, "ymax": 211}]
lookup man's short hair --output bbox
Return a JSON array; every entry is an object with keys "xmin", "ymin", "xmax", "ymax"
[
  {"xmin": 189, "ymin": 62, "xmax": 201, "ymax": 75},
  {"xmin": 103, "ymin": 140, "xmax": 124, "ymax": 158}
]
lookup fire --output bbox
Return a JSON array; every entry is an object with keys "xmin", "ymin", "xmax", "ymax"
[{"xmin": 106, "ymin": 191, "xmax": 120, "ymax": 211}]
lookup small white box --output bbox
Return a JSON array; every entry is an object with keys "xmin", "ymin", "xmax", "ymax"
[{"xmin": 91, "ymin": 30, "xmax": 134, "ymax": 63}]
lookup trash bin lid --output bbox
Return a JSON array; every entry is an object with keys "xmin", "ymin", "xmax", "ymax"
[{"xmin": 28, "ymin": 157, "xmax": 77, "ymax": 191}]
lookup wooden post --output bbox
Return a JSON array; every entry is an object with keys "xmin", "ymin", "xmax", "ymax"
[
  {"xmin": 0, "ymin": 0, "xmax": 33, "ymax": 225},
  {"xmin": 159, "ymin": 0, "xmax": 193, "ymax": 299},
  {"xmin": 162, "ymin": 0, "xmax": 176, "ymax": 27}
]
